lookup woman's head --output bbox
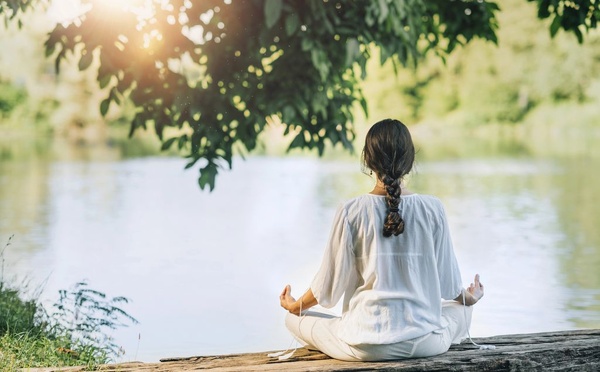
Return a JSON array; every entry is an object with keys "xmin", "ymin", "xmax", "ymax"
[
  {"xmin": 362, "ymin": 119, "xmax": 415, "ymax": 237},
  {"xmin": 362, "ymin": 119, "xmax": 415, "ymax": 180}
]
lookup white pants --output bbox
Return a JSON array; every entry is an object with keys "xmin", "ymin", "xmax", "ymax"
[{"xmin": 285, "ymin": 301, "xmax": 473, "ymax": 362}]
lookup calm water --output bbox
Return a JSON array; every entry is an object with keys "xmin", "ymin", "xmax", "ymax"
[{"xmin": 1, "ymin": 141, "xmax": 599, "ymax": 362}]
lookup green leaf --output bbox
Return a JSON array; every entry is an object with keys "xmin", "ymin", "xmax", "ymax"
[
  {"xmin": 98, "ymin": 74, "xmax": 112, "ymax": 89},
  {"xmin": 312, "ymin": 93, "xmax": 327, "ymax": 118},
  {"xmin": 264, "ymin": 0, "xmax": 283, "ymax": 29},
  {"xmin": 365, "ymin": 12, "xmax": 374, "ymax": 27},
  {"xmin": 109, "ymin": 87, "xmax": 121, "ymax": 104},
  {"xmin": 359, "ymin": 96, "xmax": 368, "ymax": 117},
  {"xmin": 78, "ymin": 50, "xmax": 94, "ymax": 71},
  {"xmin": 311, "ymin": 49, "xmax": 329, "ymax": 80},
  {"xmin": 574, "ymin": 27, "xmax": 583, "ymax": 43},
  {"xmin": 198, "ymin": 163, "xmax": 218, "ymax": 191},
  {"xmin": 54, "ymin": 50, "xmax": 65, "ymax": 74},
  {"xmin": 345, "ymin": 38, "xmax": 360, "ymax": 67},
  {"xmin": 327, "ymin": 129, "xmax": 338, "ymax": 144},
  {"xmin": 184, "ymin": 158, "xmax": 198, "ymax": 170},
  {"xmin": 45, "ymin": 43, "xmax": 56, "ymax": 58},
  {"xmin": 377, "ymin": 0, "xmax": 389, "ymax": 24},
  {"xmin": 285, "ymin": 13, "xmax": 299, "ymax": 36},
  {"xmin": 538, "ymin": 0, "xmax": 551, "ymax": 18},
  {"xmin": 287, "ymin": 132, "xmax": 305, "ymax": 151},
  {"xmin": 549, "ymin": 15, "xmax": 561, "ymax": 37},
  {"xmin": 129, "ymin": 113, "xmax": 146, "ymax": 138},
  {"xmin": 339, "ymin": 129, "xmax": 354, "ymax": 152},
  {"xmin": 100, "ymin": 98, "xmax": 110, "ymax": 116},
  {"xmin": 178, "ymin": 135, "xmax": 188, "ymax": 150},
  {"xmin": 316, "ymin": 140, "xmax": 324, "ymax": 156},
  {"xmin": 301, "ymin": 38, "xmax": 313, "ymax": 51},
  {"xmin": 161, "ymin": 137, "xmax": 178, "ymax": 151},
  {"xmin": 282, "ymin": 105, "xmax": 295, "ymax": 122},
  {"xmin": 222, "ymin": 152, "xmax": 233, "ymax": 169}
]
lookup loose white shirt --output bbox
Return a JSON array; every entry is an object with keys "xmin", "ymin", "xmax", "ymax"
[{"xmin": 310, "ymin": 193, "xmax": 463, "ymax": 345}]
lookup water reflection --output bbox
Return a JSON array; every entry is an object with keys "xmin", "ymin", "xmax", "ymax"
[
  {"xmin": 551, "ymin": 158, "xmax": 600, "ymax": 327},
  {"xmin": 0, "ymin": 159, "xmax": 51, "ymax": 262},
  {"xmin": 0, "ymin": 141, "xmax": 599, "ymax": 362}
]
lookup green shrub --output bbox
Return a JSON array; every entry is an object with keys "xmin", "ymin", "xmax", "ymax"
[
  {"xmin": 0, "ymin": 282, "xmax": 44, "ymax": 336},
  {"xmin": 0, "ymin": 236, "xmax": 137, "ymax": 368}
]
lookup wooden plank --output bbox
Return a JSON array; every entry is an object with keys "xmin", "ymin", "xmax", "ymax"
[{"xmin": 26, "ymin": 329, "xmax": 600, "ymax": 372}]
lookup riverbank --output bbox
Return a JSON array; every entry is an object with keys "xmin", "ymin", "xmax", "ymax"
[{"xmin": 25, "ymin": 329, "xmax": 600, "ymax": 371}]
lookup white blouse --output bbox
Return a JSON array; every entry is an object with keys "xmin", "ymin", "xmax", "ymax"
[{"xmin": 310, "ymin": 193, "xmax": 463, "ymax": 345}]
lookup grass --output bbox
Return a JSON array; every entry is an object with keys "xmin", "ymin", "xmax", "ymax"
[
  {"xmin": 0, "ymin": 332, "xmax": 109, "ymax": 371},
  {"xmin": 0, "ymin": 236, "xmax": 137, "ymax": 370}
]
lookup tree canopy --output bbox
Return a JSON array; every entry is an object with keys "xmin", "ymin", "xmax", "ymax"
[{"xmin": 1, "ymin": 0, "xmax": 598, "ymax": 190}]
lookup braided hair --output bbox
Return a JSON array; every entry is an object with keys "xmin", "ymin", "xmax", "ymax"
[{"xmin": 361, "ymin": 119, "xmax": 415, "ymax": 237}]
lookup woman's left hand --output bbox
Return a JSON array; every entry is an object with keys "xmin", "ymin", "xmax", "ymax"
[{"xmin": 280, "ymin": 284, "xmax": 298, "ymax": 314}]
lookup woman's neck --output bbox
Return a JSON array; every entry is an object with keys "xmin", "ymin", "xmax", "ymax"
[{"xmin": 370, "ymin": 181, "xmax": 413, "ymax": 196}]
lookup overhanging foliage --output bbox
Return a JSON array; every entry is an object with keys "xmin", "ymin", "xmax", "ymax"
[{"xmin": 2, "ymin": 0, "xmax": 598, "ymax": 190}]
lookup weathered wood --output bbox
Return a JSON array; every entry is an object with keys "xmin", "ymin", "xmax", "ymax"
[{"xmin": 26, "ymin": 329, "xmax": 600, "ymax": 372}]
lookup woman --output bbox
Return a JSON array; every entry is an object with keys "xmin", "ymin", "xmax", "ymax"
[{"xmin": 279, "ymin": 119, "xmax": 484, "ymax": 361}]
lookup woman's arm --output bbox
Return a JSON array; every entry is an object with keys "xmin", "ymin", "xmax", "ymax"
[
  {"xmin": 279, "ymin": 205, "xmax": 352, "ymax": 315},
  {"xmin": 453, "ymin": 274, "xmax": 485, "ymax": 306},
  {"xmin": 280, "ymin": 285, "xmax": 318, "ymax": 316}
]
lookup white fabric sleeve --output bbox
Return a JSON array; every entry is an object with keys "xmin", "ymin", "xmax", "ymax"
[
  {"xmin": 433, "ymin": 201, "xmax": 463, "ymax": 300},
  {"xmin": 310, "ymin": 205, "xmax": 355, "ymax": 308}
]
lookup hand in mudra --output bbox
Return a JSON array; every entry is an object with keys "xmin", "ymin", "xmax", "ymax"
[
  {"xmin": 467, "ymin": 274, "xmax": 484, "ymax": 303},
  {"xmin": 280, "ymin": 284, "xmax": 297, "ymax": 314}
]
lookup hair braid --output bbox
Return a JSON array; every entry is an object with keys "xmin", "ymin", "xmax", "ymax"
[
  {"xmin": 382, "ymin": 174, "xmax": 404, "ymax": 236},
  {"xmin": 361, "ymin": 119, "xmax": 414, "ymax": 237}
]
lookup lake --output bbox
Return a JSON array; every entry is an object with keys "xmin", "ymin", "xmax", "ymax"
[{"xmin": 1, "ymin": 137, "xmax": 599, "ymax": 362}]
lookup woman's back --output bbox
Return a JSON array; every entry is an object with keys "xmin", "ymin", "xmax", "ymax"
[{"xmin": 312, "ymin": 193, "xmax": 463, "ymax": 345}]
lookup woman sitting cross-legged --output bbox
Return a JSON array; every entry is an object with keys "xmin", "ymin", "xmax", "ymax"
[{"xmin": 279, "ymin": 118, "xmax": 484, "ymax": 362}]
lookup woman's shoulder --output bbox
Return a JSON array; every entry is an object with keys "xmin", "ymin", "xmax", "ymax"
[
  {"xmin": 409, "ymin": 193, "xmax": 443, "ymax": 205},
  {"xmin": 406, "ymin": 193, "xmax": 446, "ymax": 212},
  {"xmin": 342, "ymin": 193, "xmax": 382, "ymax": 208},
  {"xmin": 333, "ymin": 194, "xmax": 380, "ymax": 216}
]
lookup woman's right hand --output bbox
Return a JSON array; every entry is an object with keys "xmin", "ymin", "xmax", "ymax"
[{"xmin": 454, "ymin": 274, "xmax": 484, "ymax": 305}]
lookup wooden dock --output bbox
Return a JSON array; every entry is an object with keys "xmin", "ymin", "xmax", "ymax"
[{"xmin": 27, "ymin": 329, "xmax": 600, "ymax": 371}]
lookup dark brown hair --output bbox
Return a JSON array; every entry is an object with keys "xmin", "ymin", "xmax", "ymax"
[{"xmin": 362, "ymin": 119, "xmax": 415, "ymax": 237}]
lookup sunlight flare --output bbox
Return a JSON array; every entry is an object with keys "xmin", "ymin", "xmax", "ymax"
[{"xmin": 48, "ymin": 0, "xmax": 172, "ymax": 26}]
